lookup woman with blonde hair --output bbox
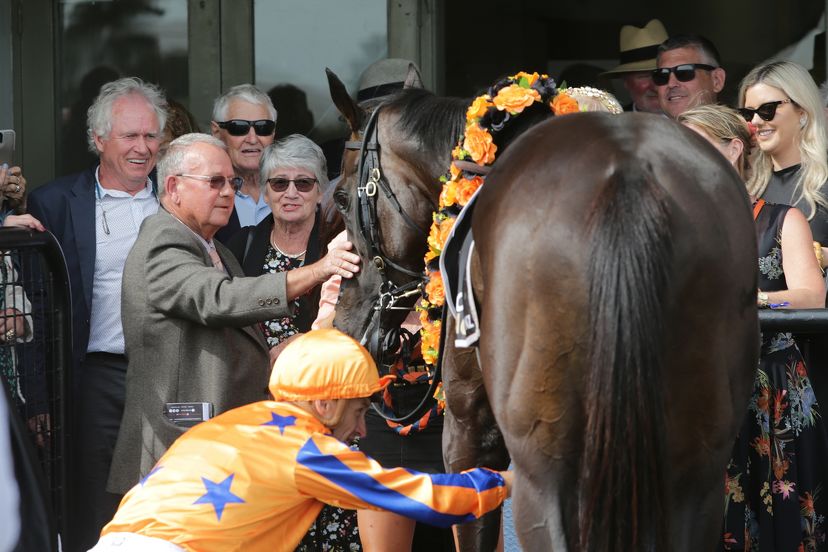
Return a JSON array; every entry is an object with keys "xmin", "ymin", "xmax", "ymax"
[
  {"xmin": 738, "ymin": 60, "xmax": 828, "ymax": 267},
  {"xmin": 681, "ymin": 103, "xmax": 828, "ymax": 551}
]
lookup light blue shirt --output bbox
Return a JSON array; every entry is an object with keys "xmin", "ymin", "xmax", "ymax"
[
  {"xmin": 234, "ymin": 189, "xmax": 271, "ymax": 228},
  {"xmin": 87, "ymin": 170, "xmax": 159, "ymax": 354}
]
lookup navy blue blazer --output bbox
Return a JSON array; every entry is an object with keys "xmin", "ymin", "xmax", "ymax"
[{"xmin": 27, "ymin": 168, "xmax": 98, "ymax": 368}]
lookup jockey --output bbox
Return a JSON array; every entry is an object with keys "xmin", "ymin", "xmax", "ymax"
[{"xmin": 90, "ymin": 329, "xmax": 511, "ymax": 552}]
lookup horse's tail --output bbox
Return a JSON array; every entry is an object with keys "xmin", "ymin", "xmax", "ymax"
[{"xmin": 578, "ymin": 158, "xmax": 670, "ymax": 551}]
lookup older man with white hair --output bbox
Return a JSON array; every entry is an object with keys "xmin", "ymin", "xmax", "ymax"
[
  {"xmin": 211, "ymin": 84, "xmax": 277, "ymax": 241},
  {"xmin": 107, "ymin": 133, "xmax": 360, "ymax": 497},
  {"xmin": 28, "ymin": 76, "xmax": 166, "ymax": 552}
]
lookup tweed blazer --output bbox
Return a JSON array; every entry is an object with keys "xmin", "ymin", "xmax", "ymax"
[{"xmin": 107, "ymin": 208, "xmax": 290, "ymax": 494}]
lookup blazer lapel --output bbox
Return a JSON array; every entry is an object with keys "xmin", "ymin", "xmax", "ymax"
[
  {"xmin": 216, "ymin": 241, "xmax": 270, "ymax": 350},
  {"xmin": 68, "ymin": 169, "xmax": 97, "ymax": 313}
]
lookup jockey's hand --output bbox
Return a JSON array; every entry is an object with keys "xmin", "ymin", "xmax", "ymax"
[{"xmin": 500, "ymin": 470, "xmax": 513, "ymax": 498}]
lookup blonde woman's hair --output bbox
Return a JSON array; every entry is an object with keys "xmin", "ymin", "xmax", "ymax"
[
  {"xmin": 677, "ymin": 104, "xmax": 753, "ymax": 181},
  {"xmin": 738, "ymin": 61, "xmax": 828, "ymax": 219}
]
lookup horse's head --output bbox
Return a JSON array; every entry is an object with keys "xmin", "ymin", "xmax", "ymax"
[{"xmin": 324, "ymin": 68, "xmax": 465, "ymax": 345}]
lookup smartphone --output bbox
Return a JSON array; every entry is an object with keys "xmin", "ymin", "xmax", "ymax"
[{"xmin": 0, "ymin": 130, "xmax": 15, "ymax": 166}]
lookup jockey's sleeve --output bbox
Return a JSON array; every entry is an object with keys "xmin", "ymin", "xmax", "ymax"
[{"xmin": 294, "ymin": 433, "xmax": 506, "ymax": 527}]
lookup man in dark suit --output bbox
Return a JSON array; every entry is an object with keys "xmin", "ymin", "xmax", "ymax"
[
  {"xmin": 27, "ymin": 77, "xmax": 167, "ymax": 552},
  {"xmin": 601, "ymin": 19, "xmax": 668, "ymax": 113},
  {"xmin": 107, "ymin": 133, "xmax": 360, "ymax": 496}
]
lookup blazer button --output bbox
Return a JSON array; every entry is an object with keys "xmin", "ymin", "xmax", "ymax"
[
  {"xmin": 258, "ymin": 299, "xmax": 265, "ymax": 306},
  {"xmin": 265, "ymin": 298, "xmax": 272, "ymax": 305},
  {"xmin": 273, "ymin": 298, "xmax": 280, "ymax": 305}
]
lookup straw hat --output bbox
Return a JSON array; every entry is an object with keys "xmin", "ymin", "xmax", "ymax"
[
  {"xmin": 269, "ymin": 329, "xmax": 394, "ymax": 401},
  {"xmin": 602, "ymin": 19, "xmax": 669, "ymax": 77}
]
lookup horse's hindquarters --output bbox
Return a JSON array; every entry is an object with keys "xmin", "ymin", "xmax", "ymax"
[{"xmin": 470, "ymin": 113, "xmax": 758, "ymax": 551}]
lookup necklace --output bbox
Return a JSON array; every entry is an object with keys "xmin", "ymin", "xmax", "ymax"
[{"xmin": 270, "ymin": 235, "xmax": 306, "ymax": 259}]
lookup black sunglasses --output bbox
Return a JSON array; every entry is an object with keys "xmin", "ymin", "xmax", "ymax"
[
  {"xmin": 267, "ymin": 177, "xmax": 318, "ymax": 193},
  {"xmin": 651, "ymin": 64, "xmax": 717, "ymax": 86},
  {"xmin": 737, "ymin": 99, "xmax": 794, "ymax": 122},
  {"xmin": 216, "ymin": 119, "xmax": 275, "ymax": 137},
  {"xmin": 176, "ymin": 173, "xmax": 244, "ymax": 192}
]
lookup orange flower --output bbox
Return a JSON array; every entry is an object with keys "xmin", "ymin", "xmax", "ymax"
[
  {"xmin": 752, "ymin": 435, "xmax": 770, "ymax": 457},
  {"xmin": 801, "ymin": 492, "xmax": 815, "ymax": 515},
  {"xmin": 493, "ymin": 84, "xmax": 541, "ymax": 114},
  {"xmin": 452, "ymin": 145, "xmax": 468, "ymax": 161},
  {"xmin": 420, "ymin": 314, "xmax": 441, "ymax": 365},
  {"xmin": 439, "ymin": 179, "xmax": 459, "ymax": 209},
  {"xmin": 552, "ymin": 92, "xmax": 580, "ymax": 115},
  {"xmin": 426, "ymin": 215, "xmax": 455, "ymax": 255},
  {"xmin": 457, "ymin": 175, "xmax": 483, "ymax": 206},
  {"xmin": 424, "ymin": 248, "xmax": 437, "ymax": 264},
  {"xmin": 773, "ymin": 457, "xmax": 790, "ymax": 480},
  {"xmin": 449, "ymin": 162, "xmax": 461, "ymax": 179},
  {"xmin": 466, "ymin": 94, "xmax": 492, "ymax": 120},
  {"xmin": 425, "ymin": 270, "xmax": 445, "ymax": 307},
  {"xmin": 510, "ymin": 71, "xmax": 540, "ymax": 86},
  {"xmin": 463, "ymin": 123, "xmax": 497, "ymax": 165}
]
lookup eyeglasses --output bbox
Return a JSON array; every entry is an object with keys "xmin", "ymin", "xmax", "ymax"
[
  {"xmin": 176, "ymin": 174, "xmax": 244, "ymax": 192},
  {"xmin": 737, "ymin": 99, "xmax": 794, "ymax": 122},
  {"xmin": 215, "ymin": 119, "xmax": 275, "ymax": 137},
  {"xmin": 651, "ymin": 64, "xmax": 717, "ymax": 86},
  {"xmin": 267, "ymin": 177, "xmax": 318, "ymax": 192}
]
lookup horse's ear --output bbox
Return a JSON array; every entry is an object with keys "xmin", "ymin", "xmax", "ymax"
[
  {"xmin": 403, "ymin": 63, "xmax": 424, "ymax": 90},
  {"xmin": 326, "ymin": 67, "xmax": 362, "ymax": 133}
]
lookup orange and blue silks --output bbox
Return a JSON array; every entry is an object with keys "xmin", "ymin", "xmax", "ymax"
[{"xmin": 101, "ymin": 401, "xmax": 506, "ymax": 552}]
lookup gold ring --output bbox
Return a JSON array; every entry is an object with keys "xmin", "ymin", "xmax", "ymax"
[{"xmin": 5, "ymin": 328, "xmax": 15, "ymax": 341}]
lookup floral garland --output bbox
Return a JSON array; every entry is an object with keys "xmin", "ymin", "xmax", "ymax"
[{"xmin": 418, "ymin": 71, "xmax": 579, "ymax": 392}]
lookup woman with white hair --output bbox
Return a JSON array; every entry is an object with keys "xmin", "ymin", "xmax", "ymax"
[
  {"xmin": 227, "ymin": 134, "xmax": 359, "ymax": 549},
  {"xmin": 739, "ymin": 61, "xmax": 828, "ymax": 270}
]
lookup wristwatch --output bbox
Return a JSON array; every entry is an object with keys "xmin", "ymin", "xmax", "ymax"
[{"xmin": 757, "ymin": 291, "xmax": 769, "ymax": 308}]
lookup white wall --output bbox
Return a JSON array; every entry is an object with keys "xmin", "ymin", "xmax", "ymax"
[{"xmin": 254, "ymin": 0, "xmax": 387, "ymax": 142}]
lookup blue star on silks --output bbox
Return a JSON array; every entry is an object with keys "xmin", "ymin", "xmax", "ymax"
[
  {"xmin": 193, "ymin": 473, "xmax": 245, "ymax": 521},
  {"xmin": 261, "ymin": 412, "xmax": 296, "ymax": 435},
  {"xmin": 139, "ymin": 465, "xmax": 163, "ymax": 486}
]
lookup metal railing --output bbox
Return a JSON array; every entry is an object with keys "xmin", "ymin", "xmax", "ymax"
[{"xmin": 0, "ymin": 227, "xmax": 72, "ymax": 551}]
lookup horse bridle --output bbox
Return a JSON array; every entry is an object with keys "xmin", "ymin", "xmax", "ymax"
[{"xmin": 343, "ymin": 104, "xmax": 443, "ymax": 424}]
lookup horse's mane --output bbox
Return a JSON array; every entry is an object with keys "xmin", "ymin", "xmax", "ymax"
[{"xmin": 382, "ymin": 88, "xmax": 467, "ymax": 160}]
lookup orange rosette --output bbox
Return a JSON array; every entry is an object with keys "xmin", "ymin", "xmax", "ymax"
[
  {"xmin": 463, "ymin": 123, "xmax": 497, "ymax": 165},
  {"xmin": 420, "ymin": 315, "xmax": 441, "ymax": 365},
  {"xmin": 493, "ymin": 84, "xmax": 541, "ymax": 115},
  {"xmin": 426, "ymin": 215, "xmax": 454, "ymax": 256},
  {"xmin": 551, "ymin": 92, "xmax": 580, "ymax": 115},
  {"xmin": 449, "ymin": 162, "xmax": 461, "ymax": 180},
  {"xmin": 425, "ymin": 270, "xmax": 445, "ymax": 307},
  {"xmin": 466, "ymin": 94, "xmax": 493, "ymax": 120},
  {"xmin": 439, "ymin": 178, "xmax": 459, "ymax": 209},
  {"xmin": 457, "ymin": 175, "xmax": 483, "ymax": 206}
]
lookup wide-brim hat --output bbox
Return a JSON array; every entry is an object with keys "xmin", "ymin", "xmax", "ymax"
[
  {"xmin": 269, "ymin": 329, "xmax": 394, "ymax": 401},
  {"xmin": 602, "ymin": 19, "xmax": 669, "ymax": 77}
]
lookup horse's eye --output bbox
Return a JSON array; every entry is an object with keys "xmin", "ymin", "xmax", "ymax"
[{"xmin": 334, "ymin": 188, "xmax": 350, "ymax": 213}]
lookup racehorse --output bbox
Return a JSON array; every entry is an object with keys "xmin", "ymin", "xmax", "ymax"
[{"xmin": 327, "ymin": 68, "xmax": 759, "ymax": 551}]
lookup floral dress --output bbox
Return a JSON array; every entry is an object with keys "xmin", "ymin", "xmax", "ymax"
[
  {"xmin": 259, "ymin": 245, "xmax": 362, "ymax": 551},
  {"xmin": 722, "ymin": 203, "xmax": 828, "ymax": 551}
]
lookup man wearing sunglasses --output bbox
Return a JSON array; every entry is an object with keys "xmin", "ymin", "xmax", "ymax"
[
  {"xmin": 210, "ymin": 84, "xmax": 277, "ymax": 242},
  {"xmin": 655, "ymin": 34, "xmax": 726, "ymax": 119},
  {"xmin": 107, "ymin": 133, "xmax": 361, "ymax": 499}
]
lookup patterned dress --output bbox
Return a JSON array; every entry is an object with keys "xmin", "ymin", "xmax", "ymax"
[
  {"xmin": 722, "ymin": 203, "xmax": 828, "ymax": 551},
  {"xmin": 259, "ymin": 245, "xmax": 362, "ymax": 551}
]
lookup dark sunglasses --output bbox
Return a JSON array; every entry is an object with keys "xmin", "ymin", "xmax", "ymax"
[
  {"xmin": 737, "ymin": 99, "xmax": 794, "ymax": 122},
  {"xmin": 651, "ymin": 63, "xmax": 717, "ymax": 86},
  {"xmin": 267, "ymin": 177, "xmax": 318, "ymax": 192},
  {"xmin": 176, "ymin": 173, "xmax": 244, "ymax": 192},
  {"xmin": 216, "ymin": 119, "xmax": 275, "ymax": 137}
]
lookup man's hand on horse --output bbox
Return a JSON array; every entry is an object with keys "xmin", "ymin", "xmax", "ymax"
[{"xmin": 313, "ymin": 240, "xmax": 360, "ymax": 282}]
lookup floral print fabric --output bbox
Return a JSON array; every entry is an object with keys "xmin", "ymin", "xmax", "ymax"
[{"xmin": 722, "ymin": 203, "xmax": 828, "ymax": 551}]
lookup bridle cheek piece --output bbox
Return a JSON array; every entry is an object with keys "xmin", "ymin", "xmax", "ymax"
[{"xmin": 344, "ymin": 105, "xmax": 430, "ymax": 374}]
